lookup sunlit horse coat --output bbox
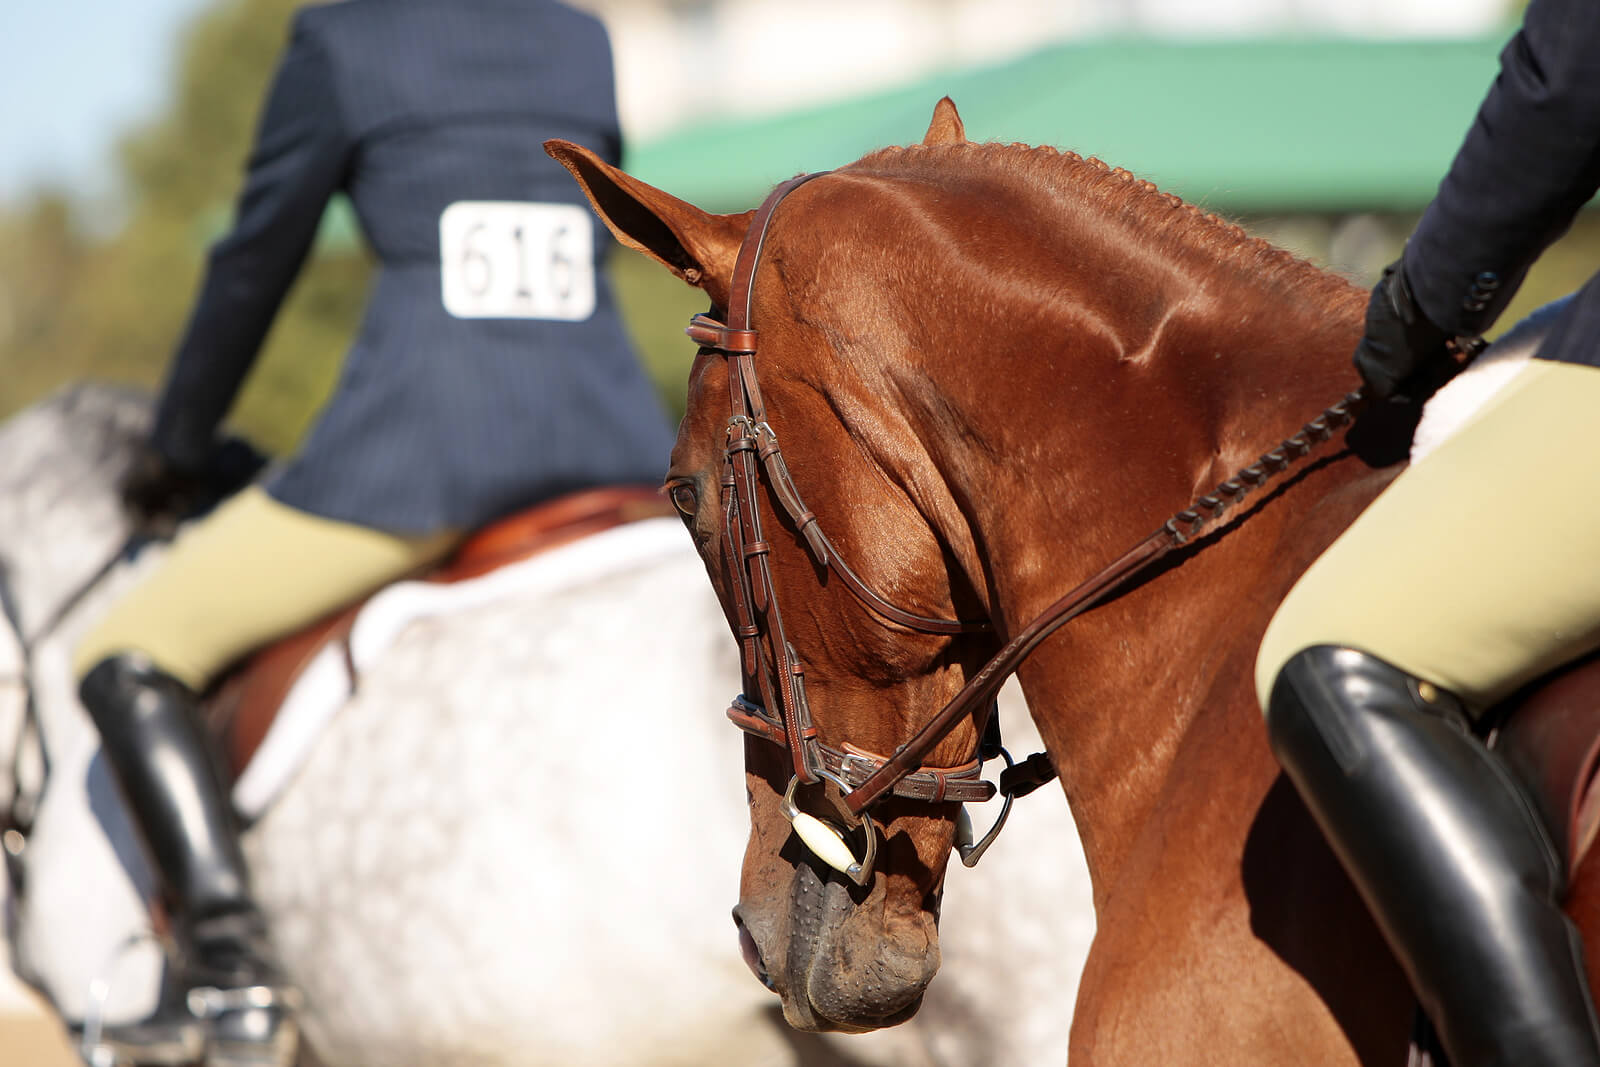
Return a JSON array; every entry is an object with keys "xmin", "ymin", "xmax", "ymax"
[{"xmin": 154, "ymin": 0, "xmax": 673, "ymax": 533}]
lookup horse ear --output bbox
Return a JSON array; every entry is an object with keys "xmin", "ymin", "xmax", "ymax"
[
  {"xmin": 922, "ymin": 97, "xmax": 967, "ymax": 145},
  {"xmin": 544, "ymin": 140, "xmax": 751, "ymax": 309}
]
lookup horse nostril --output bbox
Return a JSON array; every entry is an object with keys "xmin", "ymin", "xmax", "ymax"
[{"xmin": 733, "ymin": 910, "xmax": 776, "ymax": 992}]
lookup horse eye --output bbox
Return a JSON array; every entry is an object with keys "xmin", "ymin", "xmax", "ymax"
[{"xmin": 668, "ymin": 482, "xmax": 698, "ymax": 519}]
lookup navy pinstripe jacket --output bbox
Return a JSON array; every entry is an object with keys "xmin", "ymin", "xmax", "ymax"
[
  {"xmin": 151, "ymin": 0, "xmax": 674, "ymax": 534},
  {"xmin": 1403, "ymin": 0, "xmax": 1600, "ymax": 369}
]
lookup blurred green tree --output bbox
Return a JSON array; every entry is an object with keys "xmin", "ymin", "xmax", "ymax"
[
  {"xmin": 0, "ymin": 0, "xmax": 371, "ymax": 456},
  {"xmin": 0, "ymin": 0, "xmax": 700, "ymax": 456}
]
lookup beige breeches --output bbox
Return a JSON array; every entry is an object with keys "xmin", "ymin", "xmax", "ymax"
[
  {"xmin": 74, "ymin": 486, "xmax": 459, "ymax": 690},
  {"xmin": 1256, "ymin": 358, "xmax": 1600, "ymax": 714}
]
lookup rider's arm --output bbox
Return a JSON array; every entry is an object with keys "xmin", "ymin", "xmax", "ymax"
[
  {"xmin": 150, "ymin": 15, "xmax": 351, "ymax": 471},
  {"xmin": 1403, "ymin": 0, "xmax": 1600, "ymax": 338}
]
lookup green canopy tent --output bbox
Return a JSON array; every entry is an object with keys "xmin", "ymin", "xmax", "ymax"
[
  {"xmin": 624, "ymin": 33, "xmax": 1514, "ymax": 216},
  {"xmin": 301, "ymin": 35, "xmax": 1517, "ymax": 250}
]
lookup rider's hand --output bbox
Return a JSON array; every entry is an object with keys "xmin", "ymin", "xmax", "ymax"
[
  {"xmin": 1352, "ymin": 259, "xmax": 1457, "ymax": 403},
  {"xmin": 120, "ymin": 437, "xmax": 265, "ymax": 536},
  {"xmin": 120, "ymin": 444, "xmax": 208, "ymax": 531}
]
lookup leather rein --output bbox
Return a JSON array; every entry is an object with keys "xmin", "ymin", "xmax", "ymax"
[{"xmin": 687, "ymin": 171, "xmax": 1367, "ymax": 837}]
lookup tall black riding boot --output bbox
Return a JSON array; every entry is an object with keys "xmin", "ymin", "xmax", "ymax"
[
  {"xmin": 80, "ymin": 654, "xmax": 299, "ymax": 1067},
  {"xmin": 1266, "ymin": 645, "xmax": 1600, "ymax": 1067}
]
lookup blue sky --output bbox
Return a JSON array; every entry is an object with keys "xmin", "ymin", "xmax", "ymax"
[{"xmin": 1, "ymin": 0, "xmax": 214, "ymax": 206}]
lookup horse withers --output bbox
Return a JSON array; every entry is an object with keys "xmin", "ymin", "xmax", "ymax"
[{"xmin": 546, "ymin": 98, "xmax": 1600, "ymax": 1064}]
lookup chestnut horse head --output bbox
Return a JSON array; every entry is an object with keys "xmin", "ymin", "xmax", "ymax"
[{"xmin": 547, "ymin": 99, "xmax": 1458, "ymax": 1060}]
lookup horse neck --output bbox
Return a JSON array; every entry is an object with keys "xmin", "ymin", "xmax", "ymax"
[{"xmin": 895, "ymin": 222, "xmax": 1377, "ymax": 899}]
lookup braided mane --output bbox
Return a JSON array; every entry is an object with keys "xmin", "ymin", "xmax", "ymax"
[{"xmin": 846, "ymin": 140, "xmax": 1365, "ymax": 322}]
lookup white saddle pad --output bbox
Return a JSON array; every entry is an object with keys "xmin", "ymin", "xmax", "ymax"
[{"xmin": 231, "ymin": 516, "xmax": 688, "ymax": 817}]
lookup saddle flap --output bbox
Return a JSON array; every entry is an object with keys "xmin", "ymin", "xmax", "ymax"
[{"xmin": 1491, "ymin": 650, "xmax": 1600, "ymax": 877}]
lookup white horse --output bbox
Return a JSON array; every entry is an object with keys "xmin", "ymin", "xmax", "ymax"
[{"xmin": 0, "ymin": 383, "xmax": 1095, "ymax": 1067}]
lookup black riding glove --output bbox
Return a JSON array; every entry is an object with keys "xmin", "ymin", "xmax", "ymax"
[
  {"xmin": 1352, "ymin": 259, "xmax": 1457, "ymax": 403},
  {"xmin": 120, "ymin": 444, "xmax": 209, "ymax": 530},
  {"xmin": 120, "ymin": 437, "xmax": 266, "ymax": 537}
]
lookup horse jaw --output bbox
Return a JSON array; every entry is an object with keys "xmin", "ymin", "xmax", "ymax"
[{"xmin": 733, "ymin": 757, "xmax": 949, "ymax": 1033}]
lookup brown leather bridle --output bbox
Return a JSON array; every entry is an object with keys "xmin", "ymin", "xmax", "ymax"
[
  {"xmin": 686, "ymin": 171, "xmax": 1366, "ymax": 880},
  {"xmin": 687, "ymin": 172, "xmax": 998, "ymax": 811}
]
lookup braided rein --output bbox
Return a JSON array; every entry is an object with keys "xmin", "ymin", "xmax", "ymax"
[
  {"xmin": 1165, "ymin": 389, "xmax": 1366, "ymax": 546},
  {"xmin": 841, "ymin": 384, "xmax": 1371, "ymax": 815}
]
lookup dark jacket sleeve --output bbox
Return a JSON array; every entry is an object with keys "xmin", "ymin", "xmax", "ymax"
[
  {"xmin": 150, "ymin": 16, "xmax": 351, "ymax": 469},
  {"xmin": 1403, "ymin": 0, "xmax": 1600, "ymax": 338}
]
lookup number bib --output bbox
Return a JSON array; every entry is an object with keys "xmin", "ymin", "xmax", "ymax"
[{"xmin": 439, "ymin": 201, "xmax": 596, "ymax": 320}]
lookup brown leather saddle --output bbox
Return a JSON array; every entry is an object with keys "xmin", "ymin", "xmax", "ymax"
[
  {"xmin": 1493, "ymin": 649, "xmax": 1600, "ymax": 880},
  {"xmin": 203, "ymin": 486, "xmax": 672, "ymax": 781}
]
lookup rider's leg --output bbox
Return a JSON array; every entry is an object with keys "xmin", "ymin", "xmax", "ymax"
[
  {"xmin": 1267, "ymin": 645, "xmax": 1600, "ymax": 1066},
  {"xmin": 76, "ymin": 485, "xmax": 459, "ymax": 690},
  {"xmin": 1256, "ymin": 358, "xmax": 1600, "ymax": 711},
  {"xmin": 1257, "ymin": 358, "xmax": 1600, "ymax": 1067},
  {"xmin": 80, "ymin": 653, "xmax": 297, "ymax": 1066},
  {"xmin": 75, "ymin": 486, "xmax": 458, "ymax": 1064}
]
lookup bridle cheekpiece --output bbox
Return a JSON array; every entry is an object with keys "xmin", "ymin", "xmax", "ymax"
[{"xmin": 686, "ymin": 170, "xmax": 1367, "ymax": 886}]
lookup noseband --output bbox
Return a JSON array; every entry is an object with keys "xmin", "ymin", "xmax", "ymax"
[{"xmin": 687, "ymin": 171, "xmax": 1367, "ymax": 882}]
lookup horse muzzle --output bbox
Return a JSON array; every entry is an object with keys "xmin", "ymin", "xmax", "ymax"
[{"xmin": 733, "ymin": 859, "xmax": 939, "ymax": 1034}]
